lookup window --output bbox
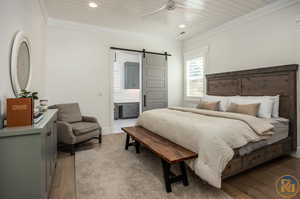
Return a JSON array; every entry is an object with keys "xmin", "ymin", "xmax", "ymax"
[{"xmin": 184, "ymin": 48, "xmax": 207, "ymax": 100}]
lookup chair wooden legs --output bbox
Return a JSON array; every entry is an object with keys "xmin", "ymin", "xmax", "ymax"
[
  {"xmin": 61, "ymin": 134, "xmax": 101, "ymax": 156},
  {"xmin": 70, "ymin": 144, "xmax": 75, "ymax": 156},
  {"xmin": 98, "ymin": 134, "xmax": 102, "ymax": 143}
]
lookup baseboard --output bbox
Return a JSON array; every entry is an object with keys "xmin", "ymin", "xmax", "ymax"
[
  {"xmin": 290, "ymin": 147, "xmax": 300, "ymax": 158},
  {"xmin": 102, "ymin": 126, "xmax": 113, "ymax": 135}
]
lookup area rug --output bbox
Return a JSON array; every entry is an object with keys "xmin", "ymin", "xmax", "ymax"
[{"xmin": 75, "ymin": 134, "xmax": 232, "ymax": 199}]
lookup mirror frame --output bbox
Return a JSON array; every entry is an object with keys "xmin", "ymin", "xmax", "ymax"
[{"xmin": 10, "ymin": 31, "xmax": 32, "ymax": 97}]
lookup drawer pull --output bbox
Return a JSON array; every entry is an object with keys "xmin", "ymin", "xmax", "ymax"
[{"xmin": 47, "ymin": 131, "xmax": 52, "ymax": 136}]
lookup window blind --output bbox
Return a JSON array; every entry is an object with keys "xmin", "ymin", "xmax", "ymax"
[{"xmin": 186, "ymin": 57, "xmax": 204, "ymax": 97}]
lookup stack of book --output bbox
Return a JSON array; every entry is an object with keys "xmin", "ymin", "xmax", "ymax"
[{"xmin": 33, "ymin": 112, "xmax": 44, "ymax": 124}]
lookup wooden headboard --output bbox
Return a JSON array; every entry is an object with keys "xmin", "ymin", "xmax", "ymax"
[{"xmin": 206, "ymin": 64, "xmax": 298, "ymax": 150}]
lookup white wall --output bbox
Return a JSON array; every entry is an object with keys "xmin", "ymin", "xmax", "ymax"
[
  {"xmin": 0, "ymin": 0, "xmax": 47, "ymax": 121},
  {"xmin": 45, "ymin": 19, "xmax": 183, "ymax": 133},
  {"xmin": 183, "ymin": 2, "xmax": 300, "ymax": 156},
  {"xmin": 113, "ymin": 51, "xmax": 140, "ymax": 103}
]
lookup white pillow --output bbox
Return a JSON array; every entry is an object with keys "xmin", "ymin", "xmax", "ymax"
[
  {"xmin": 201, "ymin": 95, "xmax": 230, "ymax": 112},
  {"xmin": 270, "ymin": 95, "xmax": 279, "ymax": 118},
  {"xmin": 228, "ymin": 97, "xmax": 274, "ymax": 118}
]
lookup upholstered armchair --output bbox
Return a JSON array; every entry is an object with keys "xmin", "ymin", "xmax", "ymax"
[{"xmin": 49, "ymin": 103, "xmax": 102, "ymax": 155}]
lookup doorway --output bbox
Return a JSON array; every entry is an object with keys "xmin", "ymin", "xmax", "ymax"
[
  {"xmin": 110, "ymin": 48, "xmax": 169, "ymax": 134},
  {"xmin": 112, "ymin": 51, "xmax": 142, "ymax": 133}
]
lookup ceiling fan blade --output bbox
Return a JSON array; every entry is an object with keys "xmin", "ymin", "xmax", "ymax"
[
  {"xmin": 142, "ymin": 5, "xmax": 167, "ymax": 17},
  {"xmin": 176, "ymin": 31, "xmax": 186, "ymax": 40},
  {"xmin": 176, "ymin": 4, "xmax": 203, "ymax": 14}
]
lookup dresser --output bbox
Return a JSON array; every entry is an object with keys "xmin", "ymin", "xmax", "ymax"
[{"xmin": 0, "ymin": 109, "xmax": 58, "ymax": 199}]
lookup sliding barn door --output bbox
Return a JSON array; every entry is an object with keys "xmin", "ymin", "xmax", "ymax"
[{"xmin": 142, "ymin": 54, "xmax": 168, "ymax": 112}]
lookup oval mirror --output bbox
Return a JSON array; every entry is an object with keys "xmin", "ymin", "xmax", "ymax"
[{"xmin": 10, "ymin": 31, "xmax": 31, "ymax": 97}]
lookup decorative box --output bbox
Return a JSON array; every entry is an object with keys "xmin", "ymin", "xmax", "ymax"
[{"xmin": 7, "ymin": 98, "xmax": 33, "ymax": 127}]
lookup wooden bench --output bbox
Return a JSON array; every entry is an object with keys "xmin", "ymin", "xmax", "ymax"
[{"xmin": 122, "ymin": 126, "xmax": 198, "ymax": 193}]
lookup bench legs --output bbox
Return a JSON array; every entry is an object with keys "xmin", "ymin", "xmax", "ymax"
[
  {"xmin": 125, "ymin": 133, "xmax": 140, "ymax": 153},
  {"xmin": 161, "ymin": 159, "xmax": 189, "ymax": 193},
  {"xmin": 180, "ymin": 161, "xmax": 189, "ymax": 186},
  {"xmin": 161, "ymin": 159, "xmax": 172, "ymax": 192},
  {"xmin": 125, "ymin": 133, "xmax": 130, "ymax": 150},
  {"xmin": 124, "ymin": 133, "xmax": 189, "ymax": 193}
]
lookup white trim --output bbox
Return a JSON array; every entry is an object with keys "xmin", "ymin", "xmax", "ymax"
[
  {"xmin": 291, "ymin": 147, "xmax": 300, "ymax": 159},
  {"xmin": 47, "ymin": 18, "xmax": 173, "ymax": 41},
  {"xmin": 184, "ymin": 0, "xmax": 300, "ymax": 48},
  {"xmin": 183, "ymin": 46, "xmax": 209, "ymax": 101},
  {"xmin": 38, "ymin": 0, "xmax": 48, "ymax": 24},
  {"xmin": 10, "ymin": 31, "xmax": 32, "ymax": 96},
  {"xmin": 101, "ymin": 126, "xmax": 113, "ymax": 135},
  {"xmin": 108, "ymin": 50, "xmax": 143, "ymax": 134},
  {"xmin": 109, "ymin": 49, "xmax": 115, "ymax": 134}
]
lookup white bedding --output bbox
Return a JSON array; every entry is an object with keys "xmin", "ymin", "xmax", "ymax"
[
  {"xmin": 136, "ymin": 107, "xmax": 274, "ymax": 188},
  {"xmin": 238, "ymin": 117, "xmax": 289, "ymax": 155}
]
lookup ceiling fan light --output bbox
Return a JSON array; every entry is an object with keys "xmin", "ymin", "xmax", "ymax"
[
  {"xmin": 179, "ymin": 24, "xmax": 186, "ymax": 28},
  {"xmin": 89, "ymin": 2, "xmax": 98, "ymax": 8}
]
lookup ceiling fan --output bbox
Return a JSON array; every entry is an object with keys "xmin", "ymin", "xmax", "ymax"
[{"xmin": 142, "ymin": 0, "xmax": 202, "ymax": 17}]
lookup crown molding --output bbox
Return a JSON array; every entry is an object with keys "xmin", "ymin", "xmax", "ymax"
[
  {"xmin": 184, "ymin": 0, "xmax": 300, "ymax": 45},
  {"xmin": 38, "ymin": 0, "xmax": 48, "ymax": 24},
  {"xmin": 48, "ymin": 18, "xmax": 146, "ymax": 36},
  {"xmin": 47, "ymin": 18, "xmax": 176, "ymax": 42}
]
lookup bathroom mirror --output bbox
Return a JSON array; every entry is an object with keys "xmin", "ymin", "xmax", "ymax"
[{"xmin": 10, "ymin": 31, "xmax": 31, "ymax": 97}]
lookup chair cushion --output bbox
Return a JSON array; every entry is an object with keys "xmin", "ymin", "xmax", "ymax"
[
  {"xmin": 71, "ymin": 122, "xmax": 100, "ymax": 136},
  {"xmin": 56, "ymin": 103, "xmax": 82, "ymax": 123}
]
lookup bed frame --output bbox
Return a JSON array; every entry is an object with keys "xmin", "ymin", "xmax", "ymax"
[{"xmin": 205, "ymin": 64, "xmax": 298, "ymax": 178}]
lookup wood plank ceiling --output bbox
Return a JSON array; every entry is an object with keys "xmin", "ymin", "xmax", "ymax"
[{"xmin": 45, "ymin": 0, "xmax": 277, "ymax": 39}]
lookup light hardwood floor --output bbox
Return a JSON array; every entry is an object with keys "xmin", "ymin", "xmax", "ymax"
[
  {"xmin": 49, "ymin": 152, "xmax": 76, "ymax": 199},
  {"xmin": 49, "ymin": 143, "xmax": 300, "ymax": 199},
  {"xmin": 222, "ymin": 156, "xmax": 300, "ymax": 199}
]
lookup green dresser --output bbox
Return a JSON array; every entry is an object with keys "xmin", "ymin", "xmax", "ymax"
[{"xmin": 0, "ymin": 109, "xmax": 58, "ymax": 199}]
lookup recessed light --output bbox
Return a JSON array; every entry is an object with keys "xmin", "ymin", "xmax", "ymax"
[
  {"xmin": 179, "ymin": 24, "xmax": 186, "ymax": 28},
  {"xmin": 89, "ymin": 2, "xmax": 98, "ymax": 8}
]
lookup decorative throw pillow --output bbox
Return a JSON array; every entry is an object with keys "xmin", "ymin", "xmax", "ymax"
[
  {"xmin": 227, "ymin": 103, "xmax": 260, "ymax": 116},
  {"xmin": 233, "ymin": 95, "xmax": 279, "ymax": 118},
  {"xmin": 228, "ymin": 97, "xmax": 273, "ymax": 118},
  {"xmin": 197, "ymin": 100, "xmax": 220, "ymax": 111},
  {"xmin": 201, "ymin": 95, "xmax": 231, "ymax": 112}
]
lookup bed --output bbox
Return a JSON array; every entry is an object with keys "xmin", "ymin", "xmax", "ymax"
[
  {"xmin": 206, "ymin": 65, "xmax": 297, "ymax": 178},
  {"xmin": 136, "ymin": 64, "xmax": 298, "ymax": 188}
]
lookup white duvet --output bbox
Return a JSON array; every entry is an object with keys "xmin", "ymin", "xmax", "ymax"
[{"xmin": 136, "ymin": 107, "xmax": 274, "ymax": 188}]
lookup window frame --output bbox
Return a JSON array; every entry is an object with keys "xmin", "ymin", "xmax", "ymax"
[{"xmin": 183, "ymin": 47, "xmax": 208, "ymax": 101}]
